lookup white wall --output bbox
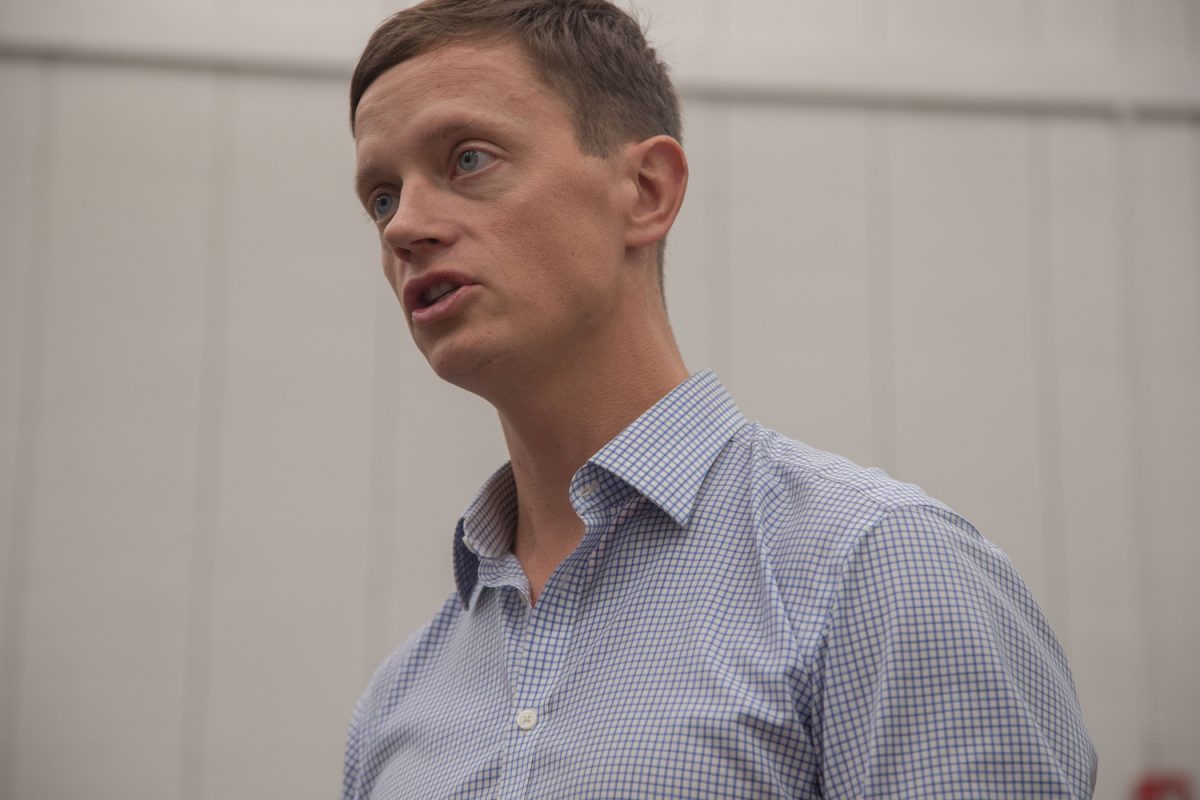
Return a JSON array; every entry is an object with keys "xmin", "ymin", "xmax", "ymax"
[{"xmin": 1, "ymin": 1, "xmax": 1197, "ymax": 798}]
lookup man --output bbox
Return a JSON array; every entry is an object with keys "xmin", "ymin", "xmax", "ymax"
[{"xmin": 343, "ymin": 1, "xmax": 1098, "ymax": 797}]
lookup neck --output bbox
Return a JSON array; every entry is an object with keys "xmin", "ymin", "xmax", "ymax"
[{"xmin": 489, "ymin": 299, "xmax": 688, "ymax": 603}]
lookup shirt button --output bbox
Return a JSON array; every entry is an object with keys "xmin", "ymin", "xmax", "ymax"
[
  {"xmin": 515, "ymin": 708, "xmax": 538, "ymax": 731},
  {"xmin": 578, "ymin": 482, "xmax": 598, "ymax": 498}
]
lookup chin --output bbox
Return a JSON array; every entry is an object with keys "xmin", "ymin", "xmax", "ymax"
[{"xmin": 421, "ymin": 338, "xmax": 508, "ymax": 396}]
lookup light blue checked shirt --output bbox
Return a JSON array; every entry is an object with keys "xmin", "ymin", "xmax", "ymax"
[{"xmin": 344, "ymin": 371, "xmax": 1097, "ymax": 799}]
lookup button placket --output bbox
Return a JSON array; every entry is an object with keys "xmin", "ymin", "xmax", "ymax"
[{"xmin": 496, "ymin": 588, "xmax": 542, "ymax": 799}]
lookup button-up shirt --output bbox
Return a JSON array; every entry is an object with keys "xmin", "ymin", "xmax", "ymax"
[{"xmin": 343, "ymin": 371, "xmax": 1097, "ymax": 799}]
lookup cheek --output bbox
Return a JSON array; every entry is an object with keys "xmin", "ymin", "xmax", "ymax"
[
  {"xmin": 380, "ymin": 248, "xmax": 402, "ymax": 296},
  {"xmin": 516, "ymin": 179, "xmax": 619, "ymax": 265},
  {"xmin": 474, "ymin": 165, "xmax": 623, "ymax": 311}
]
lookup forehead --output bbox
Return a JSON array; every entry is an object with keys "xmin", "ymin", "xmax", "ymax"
[{"xmin": 353, "ymin": 40, "xmax": 568, "ymax": 148}]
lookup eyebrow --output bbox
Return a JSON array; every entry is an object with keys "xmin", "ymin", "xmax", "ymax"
[
  {"xmin": 353, "ymin": 167, "xmax": 392, "ymax": 203},
  {"xmin": 419, "ymin": 117, "xmax": 483, "ymax": 149}
]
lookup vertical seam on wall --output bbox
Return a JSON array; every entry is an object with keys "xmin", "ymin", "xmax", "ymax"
[
  {"xmin": 877, "ymin": 0, "xmax": 893, "ymax": 52},
  {"xmin": 1027, "ymin": 0, "xmax": 1044, "ymax": 56},
  {"xmin": 706, "ymin": 0, "xmax": 727, "ymax": 55},
  {"xmin": 868, "ymin": 109, "xmax": 896, "ymax": 472},
  {"xmin": 1193, "ymin": 126, "xmax": 1200, "ymax": 362},
  {"xmin": 365, "ymin": 274, "xmax": 399, "ymax": 677},
  {"xmin": 866, "ymin": 0, "xmax": 887, "ymax": 49},
  {"xmin": 0, "ymin": 56, "xmax": 54, "ymax": 799},
  {"xmin": 1115, "ymin": 111, "xmax": 1157, "ymax": 766},
  {"xmin": 870, "ymin": 0, "xmax": 896, "ymax": 470},
  {"xmin": 1114, "ymin": 0, "xmax": 1133, "ymax": 59},
  {"xmin": 180, "ymin": 70, "xmax": 232, "ymax": 800},
  {"xmin": 708, "ymin": 104, "xmax": 731, "ymax": 373},
  {"xmin": 706, "ymin": 0, "xmax": 730, "ymax": 373},
  {"xmin": 1190, "ymin": 0, "xmax": 1200, "ymax": 59},
  {"xmin": 1028, "ymin": 113, "xmax": 1068, "ymax": 639}
]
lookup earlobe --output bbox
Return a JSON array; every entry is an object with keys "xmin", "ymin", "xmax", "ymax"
[{"xmin": 625, "ymin": 136, "xmax": 688, "ymax": 251}]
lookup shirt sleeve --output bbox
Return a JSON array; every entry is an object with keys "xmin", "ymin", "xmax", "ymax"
[
  {"xmin": 341, "ymin": 692, "xmax": 367, "ymax": 800},
  {"xmin": 813, "ymin": 505, "xmax": 1098, "ymax": 799}
]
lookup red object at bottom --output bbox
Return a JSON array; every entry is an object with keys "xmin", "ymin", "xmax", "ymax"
[{"xmin": 1136, "ymin": 774, "xmax": 1193, "ymax": 800}]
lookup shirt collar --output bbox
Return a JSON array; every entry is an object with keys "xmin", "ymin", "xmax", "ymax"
[
  {"xmin": 587, "ymin": 370, "xmax": 745, "ymax": 527},
  {"xmin": 455, "ymin": 463, "xmax": 518, "ymax": 609},
  {"xmin": 452, "ymin": 371, "xmax": 745, "ymax": 609}
]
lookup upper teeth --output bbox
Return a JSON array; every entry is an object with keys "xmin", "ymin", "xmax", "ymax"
[{"xmin": 424, "ymin": 282, "xmax": 456, "ymax": 304}]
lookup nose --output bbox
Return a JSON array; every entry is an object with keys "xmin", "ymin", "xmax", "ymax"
[{"xmin": 381, "ymin": 179, "xmax": 454, "ymax": 260}]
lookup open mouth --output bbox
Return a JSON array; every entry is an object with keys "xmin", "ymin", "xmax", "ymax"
[{"xmin": 419, "ymin": 281, "xmax": 462, "ymax": 309}]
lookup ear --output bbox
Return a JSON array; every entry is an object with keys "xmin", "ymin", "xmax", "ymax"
[{"xmin": 622, "ymin": 135, "xmax": 688, "ymax": 251}]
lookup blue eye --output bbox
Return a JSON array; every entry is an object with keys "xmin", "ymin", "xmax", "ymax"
[
  {"xmin": 372, "ymin": 193, "xmax": 397, "ymax": 220},
  {"xmin": 456, "ymin": 149, "xmax": 492, "ymax": 174}
]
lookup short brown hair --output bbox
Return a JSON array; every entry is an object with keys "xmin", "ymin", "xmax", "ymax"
[
  {"xmin": 349, "ymin": 0, "xmax": 681, "ymax": 155},
  {"xmin": 350, "ymin": 0, "xmax": 682, "ymax": 289}
]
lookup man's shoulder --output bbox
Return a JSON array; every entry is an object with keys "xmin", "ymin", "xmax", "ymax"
[
  {"xmin": 701, "ymin": 422, "xmax": 994, "ymax": 594},
  {"xmin": 353, "ymin": 591, "xmax": 467, "ymax": 722},
  {"xmin": 717, "ymin": 421, "xmax": 961, "ymax": 540}
]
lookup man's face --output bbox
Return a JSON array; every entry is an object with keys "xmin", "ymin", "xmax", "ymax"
[{"xmin": 353, "ymin": 41, "xmax": 632, "ymax": 390}]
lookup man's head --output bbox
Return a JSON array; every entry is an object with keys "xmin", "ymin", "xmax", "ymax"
[
  {"xmin": 350, "ymin": 1, "xmax": 688, "ymax": 397},
  {"xmin": 351, "ymin": 0, "xmax": 681, "ymax": 157},
  {"xmin": 351, "ymin": 0, "xmax": 682, "ymax": 287}
]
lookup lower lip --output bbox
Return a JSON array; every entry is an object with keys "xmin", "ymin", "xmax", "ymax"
[{"xmin": 410, "ymin": 284, "xmax": 479, "ymax": 326}]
